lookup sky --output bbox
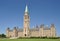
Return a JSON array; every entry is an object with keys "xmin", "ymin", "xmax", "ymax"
[{"xmin": 0, "ymin": 0, "xmax": 60, "ymax": 36}]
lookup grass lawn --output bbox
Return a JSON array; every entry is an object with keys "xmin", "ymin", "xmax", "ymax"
[{"xmin": 0, "ymin": 39, "xmax": 60, "ymax": 41}]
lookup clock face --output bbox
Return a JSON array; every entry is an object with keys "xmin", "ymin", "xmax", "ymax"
[
  {"xmin": 25, "ymin": 15, "xmax": 27, "ymax": 19},
  {"xmin": 25, "ymin": 15, "xmax": 29, "ymax": 19}
]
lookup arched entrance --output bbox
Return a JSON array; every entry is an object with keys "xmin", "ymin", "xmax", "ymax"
[{"xmin": 25, "ymin": 34, "xmax": 26, "ymax": 36}]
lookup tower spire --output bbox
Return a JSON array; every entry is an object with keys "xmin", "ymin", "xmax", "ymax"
[{"xmin": 25, "ymin": 5, "xmax": 28, "ymax": 12}]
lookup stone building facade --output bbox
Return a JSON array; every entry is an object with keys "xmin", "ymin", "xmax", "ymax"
[{"xmin": 6, "ymin": 5, "xmax": 56, "ymax": 38}]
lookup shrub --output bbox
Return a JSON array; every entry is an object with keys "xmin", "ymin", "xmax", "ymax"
[{"xmin": 18, "ymin": 36, "xmax": 60, "ymax": 39}]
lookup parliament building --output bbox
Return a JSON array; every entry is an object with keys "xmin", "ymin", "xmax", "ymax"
[{"xmin": 6, "ymin": 5, "xmax": 56, "ymax": 38}]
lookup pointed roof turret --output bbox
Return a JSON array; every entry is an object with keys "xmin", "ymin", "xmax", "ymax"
[{"xmin": 25, "ymin": 5, "xmax": 28, "ymax": 12}]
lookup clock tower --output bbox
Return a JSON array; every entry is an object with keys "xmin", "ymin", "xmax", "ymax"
[{"xmin": 23, "ymin": 5, "xmax": 30, "ymax": 37}]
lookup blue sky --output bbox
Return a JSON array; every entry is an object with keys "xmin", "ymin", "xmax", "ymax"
[{"xmin": 0, "ymin": 0, "xmax": 60, "ymax": 36}]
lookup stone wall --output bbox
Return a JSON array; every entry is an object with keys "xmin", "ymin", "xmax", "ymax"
[
  {"xmin": 43, "ymin": 30, "xmax": 51, "ymax": 37},
  {"xmin": 6, "ymin": 26, "xmax": 56, "ymax": 38},
  {"xmin": 30, "ymin": 31, "xmax": 39, "ymax": 37},
  {"xmin": 18, "ymin": 32, "xmax": 23, "ymax": 37}
]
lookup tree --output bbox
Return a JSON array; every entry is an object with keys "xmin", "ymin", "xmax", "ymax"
[{"xmin": 0, "ymin": 34, "xmax": 6, "ymax": 38}]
